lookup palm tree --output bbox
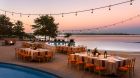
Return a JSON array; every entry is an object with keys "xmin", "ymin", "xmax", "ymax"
[{"xmin": 32, "ymin": 15, "xmax": 58, "ymax": 41}]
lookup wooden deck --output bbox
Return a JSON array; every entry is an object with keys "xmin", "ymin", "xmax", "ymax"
[{"xmin": 0, "ymin": 41, "xmax": 140, "ymax": 78}]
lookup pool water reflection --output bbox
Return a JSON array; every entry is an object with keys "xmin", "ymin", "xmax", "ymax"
[{"xmin": 0, "ymin": 63, "xmax": 60, "ymax": 78}]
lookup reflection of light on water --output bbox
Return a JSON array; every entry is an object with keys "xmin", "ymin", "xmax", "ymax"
[{"xmin": 76, "ymin": 41, "xmax": 140, "ymax": 52}]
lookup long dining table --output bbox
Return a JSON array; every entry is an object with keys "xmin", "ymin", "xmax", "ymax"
[
  {"xmin": 16, "ymin": 48, "xmax": 54, "ymax": 62},
  {"xmin": 70, "ymin": 52, "xmax": 128, "ymax": 74},
  {"xmin": 20, "ymin": 48, "xmax": 49, "ymax": 56}
]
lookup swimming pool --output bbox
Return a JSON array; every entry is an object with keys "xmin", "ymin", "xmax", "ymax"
[{"xmin": 0, "ymin": 63, "xmax": 60, "ymax": 78}]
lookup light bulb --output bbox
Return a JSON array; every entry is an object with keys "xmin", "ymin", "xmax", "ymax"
[
  {"xmin": 91, "ymin": 9, "xmax": 93, "ymax": 13},
  {"xmin": 11, "ymin": 12, "xmax": 14, "ymax": 16},
  {"xmin": 75, "ymin": 12, "xmax": 77, "ymax": 16},
  {"xmin": 109, "ymin": 5, "xmax": 111, "ymax": 10},
  {"xmin": 20, "ymin": 13, "xmax": 22, "ymax": 17},
  {"xmin": 62, "ymin": 13, "xmax": 64, "ymax": 17}
]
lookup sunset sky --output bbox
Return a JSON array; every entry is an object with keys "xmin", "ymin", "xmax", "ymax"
[{"xmin": 0, "ymin": 0, "xmax": 140, "ymax": 34}]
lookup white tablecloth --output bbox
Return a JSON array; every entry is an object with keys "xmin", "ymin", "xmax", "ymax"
[{"xmin": 71, "ymin": 52, "xmax": 128, "ymax": 74}]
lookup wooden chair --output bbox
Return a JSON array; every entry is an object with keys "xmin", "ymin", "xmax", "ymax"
[
  {"xmin": 67, "ymin": 47, "xmax": 73, "ymax": 55},
  {"xmin": 81, "ymin": 47, "xmax": 86, "ymax": 52},
  {"xmin": 15, "ymin": 48, "xmax": 20, "ymax": 59},
  {"xmin": 37, "ymin": 43, "xmax": 43, "ymax": 48},
  {"xmin": 45, "ymin": 51, "xmax": 54, "ymax": 62},
  {"xmin": 56, "ymin": 46, "xmax": 60, "ymax": 53},
  {"xmin": 84, "ymin": 57, "xmax": 94, "ymax": 72},
  {"xmin": 59, "ymin": 46, "xmax": 63, "ymax": 53},
  {"xmin": 17, "ymin": 49, "xmax": 21, "ymax": 59},
  {"xmin": 33, "ymin": 52, "xmax": 44, "ymax": 63},
  {"xmin": 61, "ymin": 46, "xmax": 65, "ymax": 54},
  {"xmin": 94, "ymin": 60, "xmax": 106, "ymax": 75},
  {"xmin": 22, "ymin": 50, "xmax": 31, "ymax": 61},
  {"xmin": 118, "ymin": 59, "xmax": 131, "ymax": 77},
  {"xmin": 24, "ymin": 51, "xmax": 32, "ymax": 62},
  {"xmin": 125, "ymin": 57, "xmax": 136, "ymax": 76},
  {"xmin": 67, "ymin": 54, "xmax": 76, "ymax": 68},
  {"xmin": 71, "ymin": 48, "xmax": 76, "ymax": 54},
  {"xmin": 63, "ymin": 46, "xmax": 68, "ymax": 54},
  {"xmin": 19, "ymin": 49, "xmax": 25, "ymax": 60},
  {"xmin": 75, "ymin": 55, "xmax": 84, "ymax": 70},
  {"xmin": 76, "ymin": 48, "xmax": 80, "ymax": 53}
]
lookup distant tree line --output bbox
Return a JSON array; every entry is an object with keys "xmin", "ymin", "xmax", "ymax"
[
  {"xmin": 69, "ymin": 33, "xmax": 130, "ymax": 35},
  {"xmin": 0, "ymin": 14, "xmax": 59, "ymax": 40},
  {"xmin": 0, "ymin": 14, "xmax": 25, "ymax": 39}
]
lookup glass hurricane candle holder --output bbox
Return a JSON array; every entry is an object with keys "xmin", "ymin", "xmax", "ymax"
[{"xmin": 104, "ymin": 51, "xmax": 107, "ymax": 58}]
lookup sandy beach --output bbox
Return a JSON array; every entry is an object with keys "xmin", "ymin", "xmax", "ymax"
[{"xmin": 0, "ymin": 41, "xmax": 140, "ymax": 78}]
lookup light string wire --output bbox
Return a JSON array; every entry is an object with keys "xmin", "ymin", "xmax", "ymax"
[
  {"xmin": 0, "ymin": 0, "xmax": 136, "ymax": 32},
  {"xmin": 60, "ymin": 14, "xmax": 140, "ymax": 32},
  {"xmin": 0, "ymin": 0, "xmax": 134, "ymax": 17},
  {"xmin": 9, "ymin": 14, "xmax": 140, "ymax": 32}
]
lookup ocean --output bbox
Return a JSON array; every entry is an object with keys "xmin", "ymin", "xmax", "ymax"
[{"xmin": 69, "ymin": 35, "xmax": 140, "ymax": 52}]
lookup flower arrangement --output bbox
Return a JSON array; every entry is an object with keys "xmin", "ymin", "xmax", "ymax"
[{"xmin": 92, "ymin": 48, "xmax": 99, "ymax": 56}]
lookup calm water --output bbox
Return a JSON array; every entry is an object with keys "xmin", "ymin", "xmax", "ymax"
[{"xmin": 70, "ymin": 35, "xmax": 140, "ymax": 52}]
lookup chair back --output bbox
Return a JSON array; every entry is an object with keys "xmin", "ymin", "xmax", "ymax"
[
  {"xmin": 131, "ymin": 57, "xmax": 136, "ymax": 68},
  {"xmin": 76, "ymin": 55, "xmax": 83, "ymax": 62},
  {"xmin": 85, "ymin": 57, "xmax": 92, "ymax": 63},
  {"xmin": 95, "ymin": 59, "xmax": 104, "ymax": 67}
]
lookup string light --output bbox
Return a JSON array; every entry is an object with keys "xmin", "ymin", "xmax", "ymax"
[
  {"xmin": 60, "ymin": 14, "xmax": 140, "ymax": 32},
  {"xmin": 0, "ymin": 0, "xmax": 134, "ymax": 17},
  {"xmin": 91, "ymin": 9, "xmax": 94, "ymax": 13},
  {"xmin": 75, "ymin": 12, "xmax": 77, "ymax": 16},
  {"xmin": 130, "ymin": 2, "xmax": 132, "ymax": 5},
  {"xmin": 62, "ymin": 13, "xmax": 64, "ymax": 17},
  {"xmin": 0, "ymin": 0, "xmax": 136, "ymax": 33},
  {"xmin": 12, "ymin": 12, "xmax": 14, "ymax": 16},
  {"xmin": 10, "ymin": 14, "xmax": 139, "ymax": 34},
  {"xmin": 130, "ymin": 0, "xmax": 133, "ymax": 5},
  {"xmin": 20, "ymin": 13, "xmax": 22, "ymax": 17},
  {"xmin": 28, "ymin": 14, "xmax": 30, "ymax": 17},
  {"xmin": 5, "ymin": 11, "xmax": 6, "ymax": 15},
  {"xmin": 109, "ymin": 5, "xmax": 111, "ymax": 10}
]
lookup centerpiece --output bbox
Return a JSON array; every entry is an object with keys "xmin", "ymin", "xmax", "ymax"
[
  {"xmin": 104, "ymin": 51, "xmax": 107, "ymax": 58},
  {"xmin": 92, "ymin": 48, "xmax": 99, "ymax": 56},
  {"xmin": 87, "ymin": 49, "xmax": 91, "ymax": 56}
]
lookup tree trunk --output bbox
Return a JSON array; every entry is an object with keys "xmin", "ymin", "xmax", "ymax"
[{"xmin": 45, "ymin": 35, "xmax": 46, "ymax": 41}]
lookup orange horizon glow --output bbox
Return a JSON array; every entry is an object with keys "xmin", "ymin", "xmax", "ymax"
[{"xmin": 1, "ymin": 0, "xmax": 140, "ymax": 33}]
